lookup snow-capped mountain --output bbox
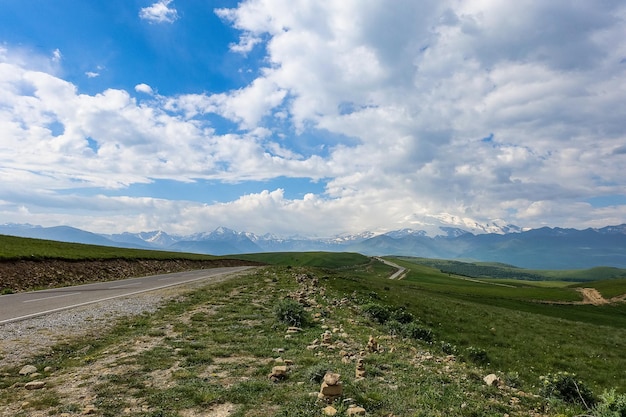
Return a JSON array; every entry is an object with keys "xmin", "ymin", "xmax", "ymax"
[{"xmin": 3, "ymin": 221, "xmax": 626, "ymax": 269}]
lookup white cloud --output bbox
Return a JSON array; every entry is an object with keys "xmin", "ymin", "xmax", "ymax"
[
  {"xmin": 2, "ymin": 1, "xmax": 626, "ymax": 235},
  {"xmin": 229, "ymin": 34, "xmax": 262, "ymax": 54},
  {"xmin": 134, "ymin": 83, "xmax": 154, "ymax": 95},
  {"xmin": 85, "ymin": 71, "xmax": 100, "ymax": 78},
  {"xmin": 51, "ymin": 48, "xmax": 62, "ymax": 63},
  {"xmin": 139, "ymin": 0, "xmax": 178, "ymax": 24}
]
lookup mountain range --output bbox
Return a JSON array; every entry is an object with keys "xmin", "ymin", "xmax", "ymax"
[{"xmin": 1, "ymin": 222, "xmax": 626, "ymax": 270}]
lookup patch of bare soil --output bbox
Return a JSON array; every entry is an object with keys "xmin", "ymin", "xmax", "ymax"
[{"xmin": 577, "ymin": 287, "xmax": 609, "ymax": 305}]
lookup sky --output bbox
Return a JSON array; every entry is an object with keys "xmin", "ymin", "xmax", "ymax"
[{"xmin": 0, "ymin": 0, "xmax": 625, "ymax": 237}]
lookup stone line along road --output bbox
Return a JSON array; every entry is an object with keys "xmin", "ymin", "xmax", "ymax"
[{"xmin": 0, "ymin": 266, "xmax": 254, "ymax": 325}]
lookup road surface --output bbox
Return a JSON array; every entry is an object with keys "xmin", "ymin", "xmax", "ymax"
[
  {"xmin": 0, "ymin": 266, "xmax": 253, "ymax": 325},
  {"xmin": 374, "ymin": 257, "xmax": 407, "ymax": 279}
]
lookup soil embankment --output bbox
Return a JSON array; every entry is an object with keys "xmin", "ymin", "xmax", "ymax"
[{"xmin": 0, "ymin": 258, "xmax": 261, "ymax": 293}]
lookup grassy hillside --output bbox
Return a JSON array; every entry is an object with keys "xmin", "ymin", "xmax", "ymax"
[
  {"xmin": 570, "ymin": 278, "xmax": 626, "ymax": 299},
  {"xmin": 228, "ymin": 252, "xmax": 371, "ymax": 269},
  {"xmin": 0, "ymin": 234, "xmax": 219, "ymax": 261},
  {"xmin": 398, "ymin": 256, "xmax": 626, "ymax": 282}
]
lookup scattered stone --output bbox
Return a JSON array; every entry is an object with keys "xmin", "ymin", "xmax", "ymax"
[
  {"xmin": 19, "ymin": 365, "xmax": 37, "ymax": 376},
  {"xmin": 347, "ymin": 405, "xmax": 366, "ymax": 416},
  {"xmin": 322, "ymin": 331, "xmax": 332, "ymax": 346},
  {"xmin": 272, "ymin": 348, "xmax": 285, "ymax": 353},
  {"xmin": 483, "ymin": 374, "xmax": 501, "ymax": 386},
  {"xmin": 318, "ymin": 372, "xmax": 343, "ymax": 403},
  {"xmin": 82, "ymin": 404, "xmax": 98, "ymax": 415},
  {"xmin": 25, "ymin": 380, "xmax": 46, "ymax": 390},
  {"xmin": 286, "ymin": 326, "xmax": 302, "ymax": 333},
  {"xmin": 269, "ymin": 365, "xmax": 288, "ymax": 382},
  {"xmin": 355, "ymin": 358, "xmax": 366, "ymax": 379},
  {"xmin": 367, "ymin": 336, "xmax": 379, "ymax": 353},
  {"xmin": 323, "ymin": 405, "xmax": 338, "ymax": 416},
  {"xmin": 43, "ymin": 366, "xmax": 53, "ymax": 373}
]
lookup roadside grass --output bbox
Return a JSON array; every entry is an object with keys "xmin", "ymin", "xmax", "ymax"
[
  {"xmin": 1, "ymin": 258, "xmax": 624, "ymax": 416},
  {"xmin": 0, "ymin": 234, "xmax": 219, "ymax": 261}
]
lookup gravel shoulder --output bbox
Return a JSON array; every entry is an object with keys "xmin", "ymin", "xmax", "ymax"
[{"xmin": 0, "ymin": 269, "xmax": 249, "ymax": 369}]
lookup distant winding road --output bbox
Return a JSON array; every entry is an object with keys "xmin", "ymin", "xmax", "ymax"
[
  {"xmin": 0, "ymin": 266, "xmax": 253, "ymax": 325},
  {"xmin": 375, "ymin": 257, "xmax": 407, "ymax": 280}
]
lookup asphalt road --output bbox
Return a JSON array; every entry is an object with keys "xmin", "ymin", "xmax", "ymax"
[
  {"xmin": 0, "ymin": 266, "xmax": 253, "ymax": 325},
  {"xmin": 374, "ymin": 257, "xmax": 407, "ymax": 279}
]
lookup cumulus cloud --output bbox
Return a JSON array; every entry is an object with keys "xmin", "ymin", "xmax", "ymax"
[
  {"xmin": 139, "ymin": 0, "xmax": 178, "ymax": 24},
  {"xmin": 134, "ymin": 83, "xmax": 154, "ymax": 95},
  {"xmin": 2, "ymin": 1, "xmax": 626, "ymax": 235}
]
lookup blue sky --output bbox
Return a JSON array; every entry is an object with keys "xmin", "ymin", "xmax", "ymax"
[{"xmin": 1, "ymin": 0, "xmax": 625, "ymax": 237}]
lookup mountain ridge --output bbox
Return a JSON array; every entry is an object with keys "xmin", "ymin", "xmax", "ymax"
[{"xmin": 2, "ymin": 222, "xmax": 626, "ymax": 269}]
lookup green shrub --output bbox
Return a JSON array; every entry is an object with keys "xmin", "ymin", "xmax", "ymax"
[
  {"xmin": 389, "ymin": 307, "xmax": 414, "ymax": 324},
  {"xmin": 593, "ymin": 389, "xmax": 626, "ymax": 417},
  {"xmin": 362, "ymin": 303, "xmax": 390, "ymax": 324},
  {"xmin": 273, "ymin": 299, "xmax": 308, "ymax": 327},
  {"xmin": 440, "ymin": 341, "xmax": 458, "ymax": 355},
  {"xmin": 385, "ymin": 320, "xmax": 405, "ymax": 337},
  {"xmin": 539, "ymin": 372, "xmax": 595, "ymax": 407},
  {"xmin": 465, "ymin": 346, "xmax": 489, "ymax": 365},
  {"xmin": 403, "ymin": 322, "xmax": 434, "ymax": 343}
]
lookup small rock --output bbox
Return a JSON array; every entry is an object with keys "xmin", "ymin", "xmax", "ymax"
[
  {"xmin": 268, "ymin": 365, "xmax": 288, "ymax": 382},
  {"xmin": 367, "ymin": 335, "xmax": 379, "ymax": 353},
  {"xmin": 82, "ymin": 404, "xmax": 98, "ymax": 415},
  {"xmin": 19, "ymin": 365, "xmax": 37, "ymax": 376},
  {"xmin": 483, "ymin": 373, "xmax": 501, "ymax": 386},
  {"xmin": 43, "ymin": 366, "xmax": 53, "ymax": 373},
  {"xmin": 355, "ymin": 358, "xmax": 366, "ymax": 379},
  {"xmin": 323, "ymin": 405, "xmax": 338, "ymax": 416},
  {"xmin": 323, "ymin": 372, "xmax": 341, "ymax": 386},
  {"xmin": 347, "ymin": 405, "xmax": 366, "ymax": 416},
  {"xmin": 25, "ymin": 380, "xmax": 46, "ymax": 390}
]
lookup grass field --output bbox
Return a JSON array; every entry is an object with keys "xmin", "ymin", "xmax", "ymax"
[
  {"xmin": 0, "ymin": 234, "xmax": 219, "ymax": 261},
  {"xmin": 398, "ymin": 256, "xmax": 626, "ymax": 282},
  {"xmin": 228, "ymin": 252, "xmax": 371, "ymax": 269}
]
